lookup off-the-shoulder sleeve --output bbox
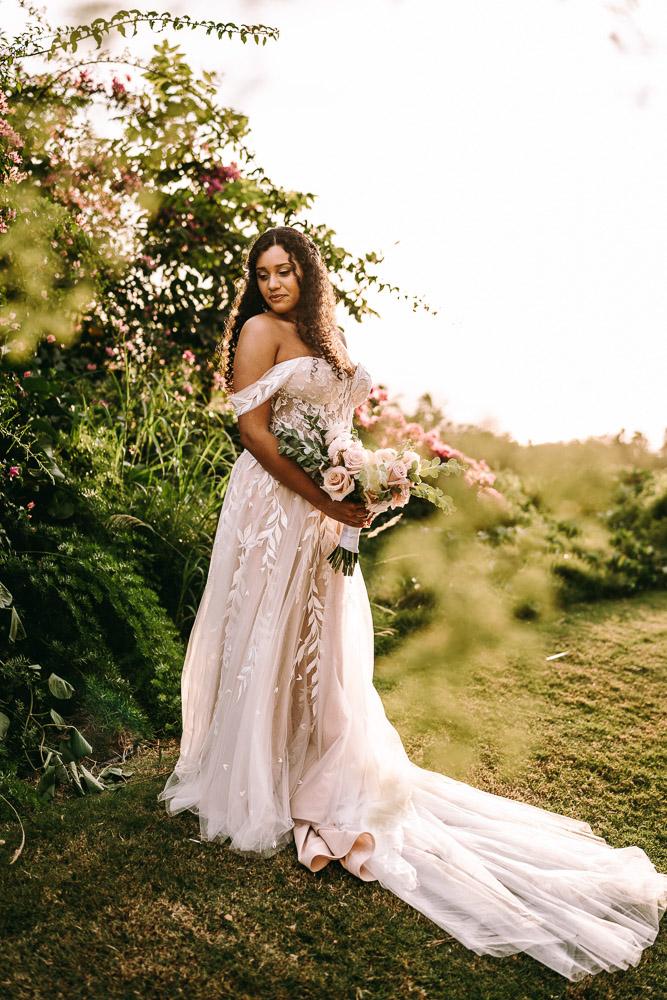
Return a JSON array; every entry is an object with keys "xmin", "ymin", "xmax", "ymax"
[{"xmin": 228, "ymin": 358, "xmax": 303, "ymax": 417}]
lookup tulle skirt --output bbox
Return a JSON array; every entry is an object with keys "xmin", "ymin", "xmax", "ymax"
[{"xmin": 158, "ymin": 448, "xmax": 667, "ymax": 981}]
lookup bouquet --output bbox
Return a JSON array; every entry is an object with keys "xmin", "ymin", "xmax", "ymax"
[{"xmin": 276, "ymin": 415, "xmax": 461, "ymax": 575}]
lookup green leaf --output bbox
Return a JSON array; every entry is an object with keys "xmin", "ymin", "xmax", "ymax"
[
  {"xmin": 0, "ymin": 711, "xmax": 10, "ymax": 740},
  {"xmin": 67, "ymin": 761, "xmax": 85, "ymax": 795},
  {"xmin": 79, "ymin": 764, "xmax": 105, "ymax": 794},
  {"xmin": 50, "ymin": 708, "xmax": 68, "ymax": 729},
  {"xmin": 0, "ymin": 581, "xmax": 13, "ymax": 609},
  {"xmin": 36, "ymin": 764, "xmax": 57, "ymax": 799},
  {"xmin": 58, "ymin": 727, "xmax": 92, "ymax": 763},
  {"xmin": 48, "ymin": 673, "xmax": 75, "ymax": 700},
  {"xmin": 8, "ymin": 607, "xmax": 26, "ymax": 644},
  {"xmin": 98, "ymin": 764, "xmax": 133, "ymax": 782}
]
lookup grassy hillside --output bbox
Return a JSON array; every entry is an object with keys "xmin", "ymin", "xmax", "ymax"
[{"xmin": 1, "ymin": 590, "xmax": 665, "ymax": 999}]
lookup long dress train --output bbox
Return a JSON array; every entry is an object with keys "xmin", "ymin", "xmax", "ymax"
[{"xmin": 157, "ymin": 354, "xmax": 667, "ymax": 982}]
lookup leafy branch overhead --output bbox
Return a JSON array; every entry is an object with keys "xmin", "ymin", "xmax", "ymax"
[
  {"xmin": 1, "ymin": 6, "xmax": 433, "ymax": 364},
  {"xmin": 2, "ymin": 9, "xmax": 280, "ymax": 67}
]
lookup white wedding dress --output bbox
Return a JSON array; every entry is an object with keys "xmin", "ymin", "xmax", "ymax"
[{"xmin": 158, "ymin": 354, "xmax": 667, "ymax": 981}]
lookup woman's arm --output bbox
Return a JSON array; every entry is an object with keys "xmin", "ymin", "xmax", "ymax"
[{"xmin": 233, "ymin": 318, "xmax": 368, "ymax": 528}]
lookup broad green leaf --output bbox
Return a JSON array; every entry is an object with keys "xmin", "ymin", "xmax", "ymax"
[
  {"xmin": 48, "ymin": 673, "xmax": 75, "ymax": 699},
  {"xmin": 9, "ymin": 607, "xmax": 26, "ymax": 643},
  {"xmin": 49, "ymin": 708, "xmax": 68, "ymax": 729},
  {"xmin": 36, "ymin": 764, "xmax": 57, "ymax": 799},
  {"xmin": 0, "ymin": 582, "xmax": 13, "ymax": 609},
  {"xmin": 79, "ymin": 765, "xmax": 105, "ymax": 794},
  {"xmin": 58, "ymin": 727, "xmax": 92, "ymax": 763}
]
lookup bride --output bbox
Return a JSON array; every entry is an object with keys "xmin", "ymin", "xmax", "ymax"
[{"xmin": 158, "ymin": 226, "xmax": 666, "ymax": 981}]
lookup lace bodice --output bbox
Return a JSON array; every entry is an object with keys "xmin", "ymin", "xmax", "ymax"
[{"xmin": 229, "ymin": 355, "xmax": 373, "ymax": 436}]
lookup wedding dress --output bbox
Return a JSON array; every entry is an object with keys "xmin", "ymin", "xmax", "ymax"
[{"xmin": 158, "ymin": 354, "xmax": 667, "ymax": 982}]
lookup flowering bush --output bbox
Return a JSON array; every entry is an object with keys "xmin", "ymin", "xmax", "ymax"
[{"xmin": 354, "ymin": 383, "xmax": 505, "ymax": 503}]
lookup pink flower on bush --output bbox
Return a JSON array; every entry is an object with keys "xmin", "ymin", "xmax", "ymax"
[
  {"xmin": 403, "ymin": 422, "xmax": 424, "ymax": 442},
  {"xmin": 183, "ymin": 382, "xmax": 194, "ymax": 395},
  {"xmin": 111, "ymin": 77, "xmax": 127, "ymax": 100},
  {"xmin": 182, "ymin": 349, "xmax": 196, "ymax": 364},
  {"xmin": 9, "ymin": 466, "xmax": 20, "ymax": 479},
  {"xmin": 26, "ymin": 500, "xmax": 35, "ymax": 510},
  {"xmin": 200, "ymin": 161, "xmax": 241, "ymax": 196},
  {"xmin": 75, "ymin": 69, "xmax": 96, "ymax": 93},
  {"xmin": 86, "ymin": 362, "xmax": 97, "ymax": 371}
]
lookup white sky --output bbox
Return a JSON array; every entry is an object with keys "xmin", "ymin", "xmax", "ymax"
[{"xmin": 7, "ymin": 0, "xmax": 667, "ymax": 448}]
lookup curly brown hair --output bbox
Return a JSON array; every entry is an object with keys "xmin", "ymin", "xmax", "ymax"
[{"xmin": 213, "ymin": 226, "xmax": 352, "ymax": 390}]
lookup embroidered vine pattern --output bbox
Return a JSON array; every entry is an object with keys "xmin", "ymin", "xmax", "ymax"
[
  {"xmin": 294, "ymin": 510, "xmax": 326, "ymax": 724},
  {"xmin": 253, "ymin": 469, "xmax": 288, "ymax": 574},
  {"xmin": 218, "ymin": 520, "xmax": 253, "ymax": 700}
]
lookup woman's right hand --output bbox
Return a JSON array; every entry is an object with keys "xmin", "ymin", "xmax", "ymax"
[{"xmin": 320, "ymin": 495, "xmax": 371, "ymax": 528}]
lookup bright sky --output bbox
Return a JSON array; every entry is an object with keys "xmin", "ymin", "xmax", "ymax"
[{"xmin": 9, "ymin": 0, "xmax": 667, "ymax": 448}]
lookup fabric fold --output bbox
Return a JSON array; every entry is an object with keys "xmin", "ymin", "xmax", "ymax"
[{"xmin": 293, "ymin": 822, "xmax": 377, "ymax": 881}]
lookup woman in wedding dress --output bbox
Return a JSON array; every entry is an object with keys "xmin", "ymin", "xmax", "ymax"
[{"xmin": 158, "ymin": 226, "xmax": 666, "ymax": 982}]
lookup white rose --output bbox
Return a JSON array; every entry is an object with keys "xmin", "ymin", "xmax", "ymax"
[
  {"xmin": 374, "ymin": 447, "xmax": 398, "ymax": 463},
  {"xmin": 403, "ymin": 449, "xmax": 421, "ymax": 473},
  {"xmin": 324, "ymin": 422, "xmax": 351, "ymax": 447},
  {"xmin": 322, "ymin": 465, "xmax": 355, "ymax": 501}
]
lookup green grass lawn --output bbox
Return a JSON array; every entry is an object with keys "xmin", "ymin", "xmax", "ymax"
[{"xmin": 1, "ymin": 590, "xmax": 665, "ymax": 1000}]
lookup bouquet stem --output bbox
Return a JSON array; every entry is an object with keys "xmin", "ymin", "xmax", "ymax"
[{"xmin": 327, "ymin": 524, "xmax": 361, "ymax": 576}]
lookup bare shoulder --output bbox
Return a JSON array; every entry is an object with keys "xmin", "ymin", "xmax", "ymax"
[
  {"xmin": 237, "ymin": 313, "xmax": 280, "ymax": 351},
  {"xmin": 233, "ymin": 314, "xmax": 280, "ymax": 392}
]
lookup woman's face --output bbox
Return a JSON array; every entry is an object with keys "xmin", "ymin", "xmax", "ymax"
[{"xmin": 255, "ymin": 244, "xmax": 303, "ymax": 321}]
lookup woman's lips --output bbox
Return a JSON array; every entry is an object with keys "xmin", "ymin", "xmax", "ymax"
[{"xmin": 270, "ymin": 295, "xmax": 285, "ymax": 301}]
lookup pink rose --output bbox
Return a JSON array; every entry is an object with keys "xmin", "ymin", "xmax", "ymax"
[
  {"xmin": 389, "ymin": 483, "xmax": 411, "ymax": 509},
  {"xmin": 341, "ymin": 441, "xmax": 365, "ymax": 474},
  {"xmin": 386, "ymin": 459, "xmax": 409, "ymax": 486},
  {"xmin": 327, "ymin": 434, "xmax": 353, "ymax": 464},
  {"xmin": 322, "ymin": 465, "xmax": 355, "ymax": 501}
]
